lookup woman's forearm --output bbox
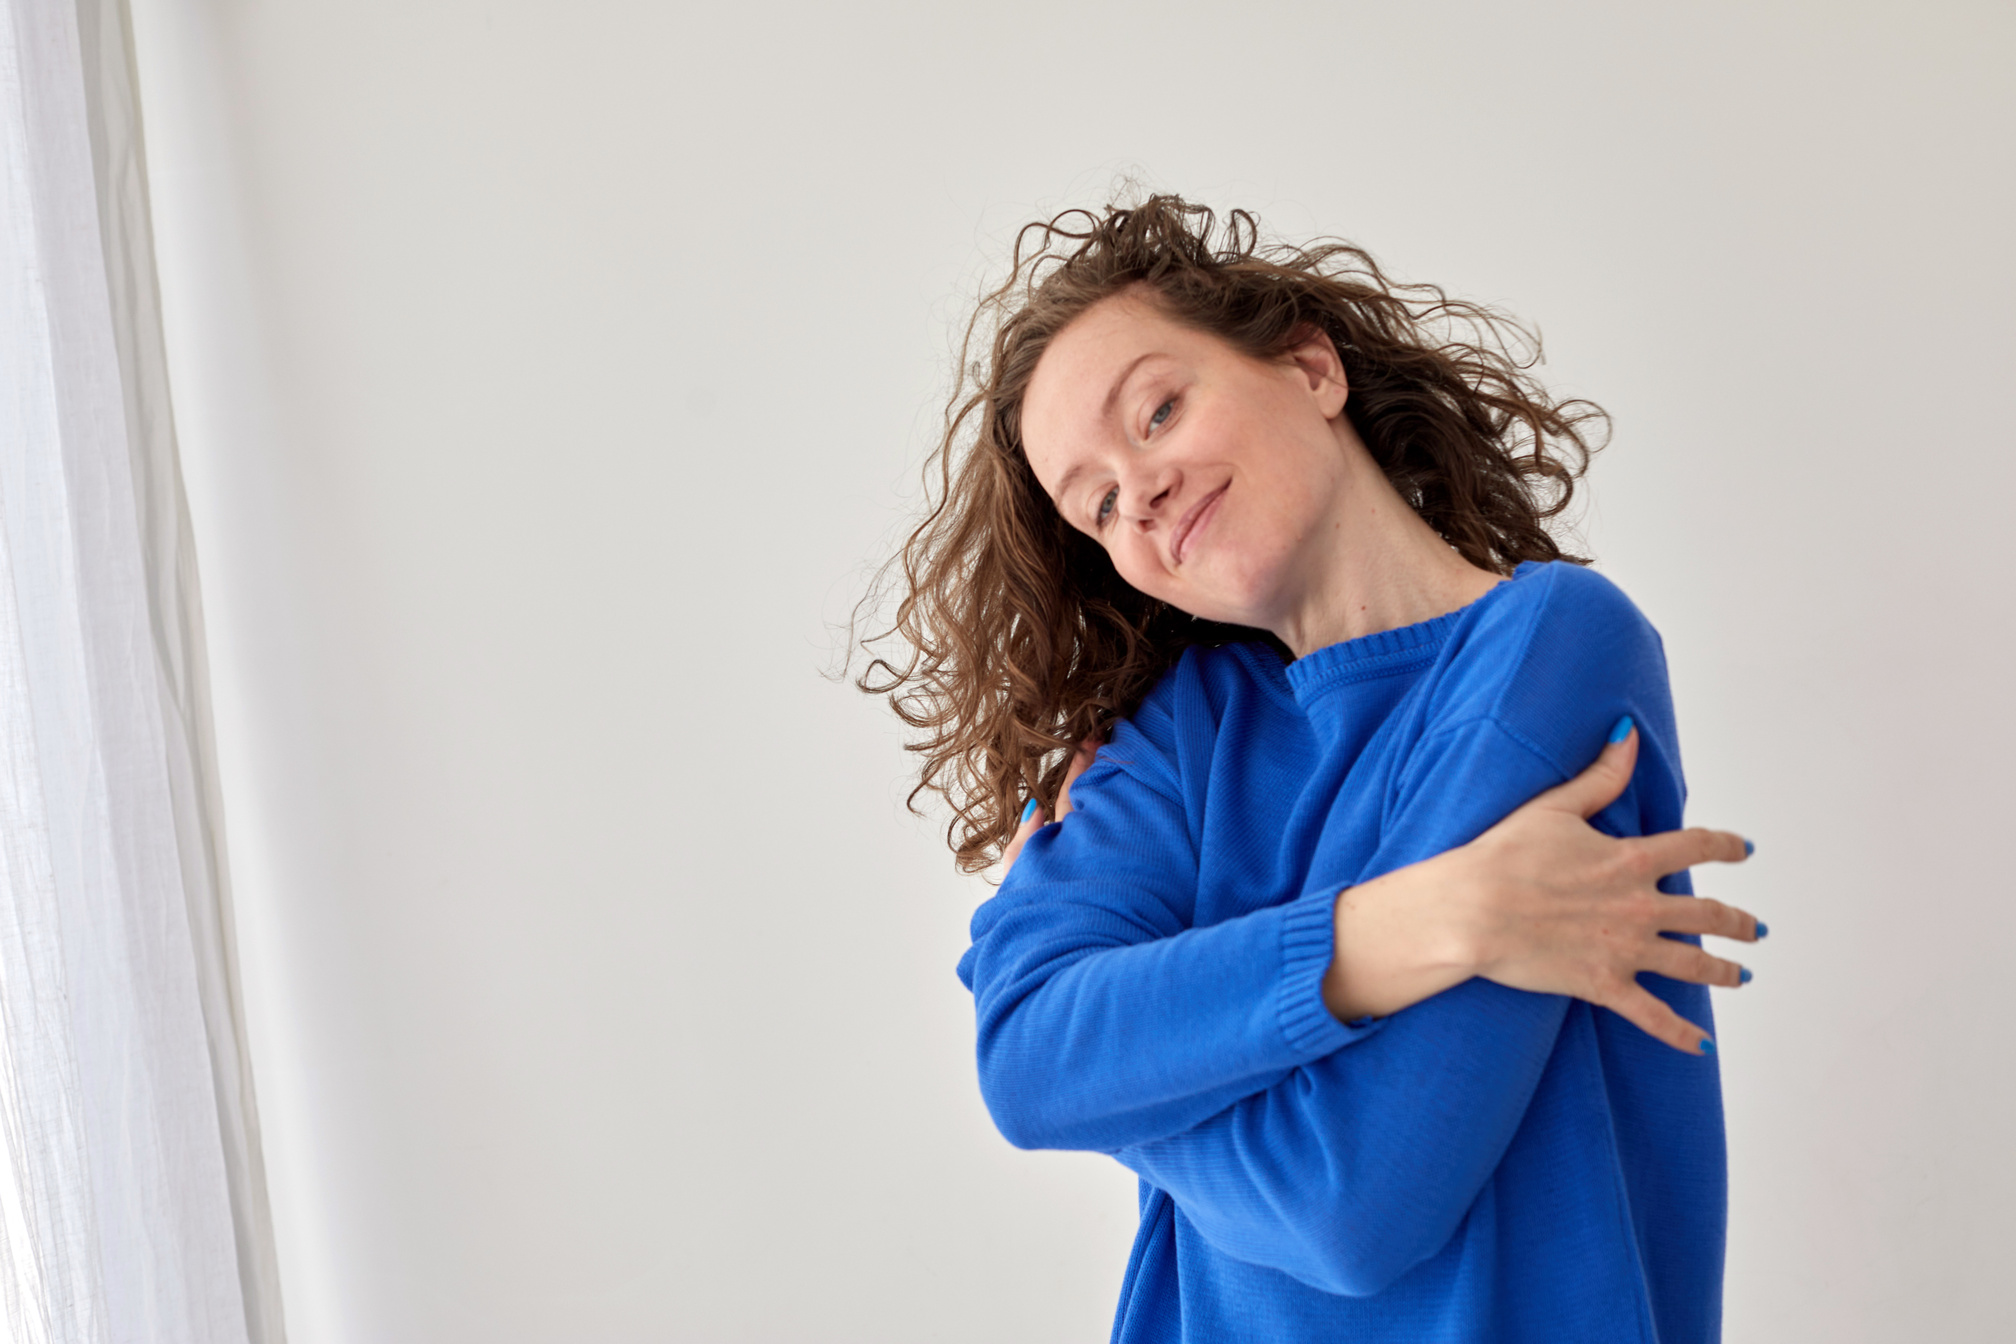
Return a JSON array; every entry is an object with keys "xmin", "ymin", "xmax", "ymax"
[
  {"xmin": 1318, "ymin": 725, "xmax": 1759, "ymax": 1049},
  {"xmin": 1321, "ymin": 857, "xmax": 1480, "ymax": 1021}
]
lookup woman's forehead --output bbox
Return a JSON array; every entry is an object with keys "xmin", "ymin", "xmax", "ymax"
[{"xmin": 1038, "ymin": 292, "xmax": 1187, "ymax": 388}]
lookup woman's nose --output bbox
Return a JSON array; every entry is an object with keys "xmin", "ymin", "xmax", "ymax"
[{"xmin": 1119, "ymin": 465, "xmax": 1181, "ymax": 524}]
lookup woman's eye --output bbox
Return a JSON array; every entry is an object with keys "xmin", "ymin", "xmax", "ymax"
[
  {"xmin": 1148, "ymin": 399, "xmax": 1175, "ymax": 431},
  {"xmin": 1096, "ymin": 487, "xmax": 1119, "ymax": 526}
]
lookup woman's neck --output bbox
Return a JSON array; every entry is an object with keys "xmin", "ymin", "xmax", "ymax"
[{"xmin": 1271, "ymin": 433, "xmax": 1505, "ymax": 659}]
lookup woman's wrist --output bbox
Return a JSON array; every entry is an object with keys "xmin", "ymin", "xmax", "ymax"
[{"xmin": 1320, "ymin": 854, "xmax": 1483, "ymax": 1022}]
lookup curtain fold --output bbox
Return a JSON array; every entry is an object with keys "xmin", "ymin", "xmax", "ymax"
[{"xmin": 0, "ymin": 0, "xmax": 282, "ymax": 1340}]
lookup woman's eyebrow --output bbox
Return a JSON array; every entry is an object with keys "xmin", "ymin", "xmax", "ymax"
[{"xmin": 1102, "ymin": 352, "xmax": 1159, "ymax": 418}]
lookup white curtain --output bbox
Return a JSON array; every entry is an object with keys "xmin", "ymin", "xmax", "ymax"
[{"xmin": 0, "ymin": 0, "xmax": 282, "ymax": 1340}]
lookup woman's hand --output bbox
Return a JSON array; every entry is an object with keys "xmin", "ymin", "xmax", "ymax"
[
  {"xmin": 1000, "ymin": 737, "xmax": 1101, "ymax": 872},
  {"xmin": 1325, "ymin": 721, "xmax": 1761, "ymax": 1055}
]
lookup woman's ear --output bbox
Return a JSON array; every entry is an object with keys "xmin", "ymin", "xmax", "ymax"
[{"xmin": 1285, "ymin": 324, "xmax": 1349, "ymax": 418}]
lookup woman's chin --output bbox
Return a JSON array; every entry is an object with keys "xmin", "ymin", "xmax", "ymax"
[
  {"xmin": 1134, "ymin": 563, "xmax": 1282, "ymax": 634},
  {"xmin": 1168, "ymin": 594, "xmax": 1275, "ymax": 634},
  {"xmin": 1182, "ymin": 575, "xmax": 1287, "ymax": 634}
]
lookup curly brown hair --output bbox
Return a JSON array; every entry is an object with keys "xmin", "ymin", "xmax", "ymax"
[{"xmin": 858, "ymin": 195, "xmax": 1606, "ymax": 874}]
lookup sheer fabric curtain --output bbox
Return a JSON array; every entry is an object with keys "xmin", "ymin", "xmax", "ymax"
[{"xmin": 0, "ymin": 0, "xmax": 281, "ymax": 1340}]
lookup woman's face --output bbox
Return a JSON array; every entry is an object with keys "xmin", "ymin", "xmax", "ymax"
[{"xmin": 1021, "ymin": 290, "xmax": 1357, "ymax": 631}]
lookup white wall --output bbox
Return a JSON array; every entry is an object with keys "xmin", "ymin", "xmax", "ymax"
[{"xmin": 127, "ymin": 2, "xmax": 2015, "ymax": 1341}]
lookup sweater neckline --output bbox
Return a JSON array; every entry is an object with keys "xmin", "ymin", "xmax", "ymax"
[{"xmin": 1283, "ymin": 565, "xmax": 1534, "ymax": 706}]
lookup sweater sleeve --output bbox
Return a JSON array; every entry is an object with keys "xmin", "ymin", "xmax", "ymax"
[
  {"xmin": 1114, "ymin": 716, "xmax": 1650, "ymax": 1297},
  {"xmin": 957, "ymin": 710, "xmax": 1383, "ymax": 1155}
]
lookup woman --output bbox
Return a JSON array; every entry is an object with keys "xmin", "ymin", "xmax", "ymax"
[{"xmin": 860, "ymin": 198, "xmax": 1762, "ymax": 1342}]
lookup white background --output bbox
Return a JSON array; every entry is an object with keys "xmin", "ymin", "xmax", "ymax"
[{"xmin": 126, "ymin": 2, "xmax": 2014, "ymax": 1340}]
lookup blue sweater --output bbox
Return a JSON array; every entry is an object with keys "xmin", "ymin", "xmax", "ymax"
[{"xmin": 958, "ymin": 562, "xmax": 1726, "ymax": 1343}]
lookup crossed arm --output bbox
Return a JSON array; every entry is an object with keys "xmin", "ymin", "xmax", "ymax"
[{"xmin": 1002, "ymin": 721, "xmax": 1760, "ymax": 1055}]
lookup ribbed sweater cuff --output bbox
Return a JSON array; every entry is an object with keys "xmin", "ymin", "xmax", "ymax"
[{"xmin": 1277, "ymin": 885, "xmax": 1385, "ymax": 1058}]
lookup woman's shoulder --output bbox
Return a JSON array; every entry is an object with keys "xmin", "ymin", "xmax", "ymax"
[
  {"xmin": 1434, "ymin": 560, "xmax": 1673, "ymax": 759},
  {"xmin": 1153, "ymin": 639, "xmax": 1296, "ymax": 722},
  {"xmin": 1489, "ymin": 559, "xmax": 1652, "ymax": 627},
  {"xmin": 1099, "ymin": 640, "xmax": 1295, "ymax": 783},
  {"xmin": 1464, "ymin": 560, "xmax": 1664, "ymax": 664}
]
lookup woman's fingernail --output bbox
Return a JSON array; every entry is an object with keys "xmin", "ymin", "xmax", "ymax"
[
  {"xmin": 1699, "ymin": 1038, "xmax": 1716, "ymax": 1056},
  {"xmin": 1743, "ymin": 838, "xmax": 1756, "ymax": 857},
  {"xmin": 1754, "ymin": 921, "xmax": 1769, "ymax": 939},
  {"xmin": 1607, "ymin": 715, "xmax": 1634, "ymax": 744},
  {"xmin": 1019, "ymin": 798, "xmax": 1039, "ymax": 826},
  {"xmin": 1738, "ymin": 967, "xmax": 1753, "ymax": 985}
]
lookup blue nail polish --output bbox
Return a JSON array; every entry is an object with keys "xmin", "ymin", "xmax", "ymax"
[
  {"xmin": 1019, "ymin": 797, "xmax": 1039, "ymax": 826},
  {"xmin": 1699, "ymin": 1038, "xmax": 1716, "ymax": 1056},
  {"xmin": 1738, "ymin": 967, "xmax": 1752, "ymax": 985},
  {"xmin": 1754, "ymin": 921, "xmax": 1769, "ymax": 939},
  {"xmin": 1607, "ymin": 715, "xmax": 1634, "ymax": 744},
  {"xmin": 1743, "ymin": 838, "xmax": 1755, "ymax": 857}
]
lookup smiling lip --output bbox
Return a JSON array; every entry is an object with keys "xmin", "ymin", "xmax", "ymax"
[{"xmin": 1171, "ymin": 484, "xmax": 1229, "ymax": 567}]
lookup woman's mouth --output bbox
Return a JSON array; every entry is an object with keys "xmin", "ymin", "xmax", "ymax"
[{"xmin": 1171, "ymin": 484, "xmax": 1228, "ymax": 567}]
